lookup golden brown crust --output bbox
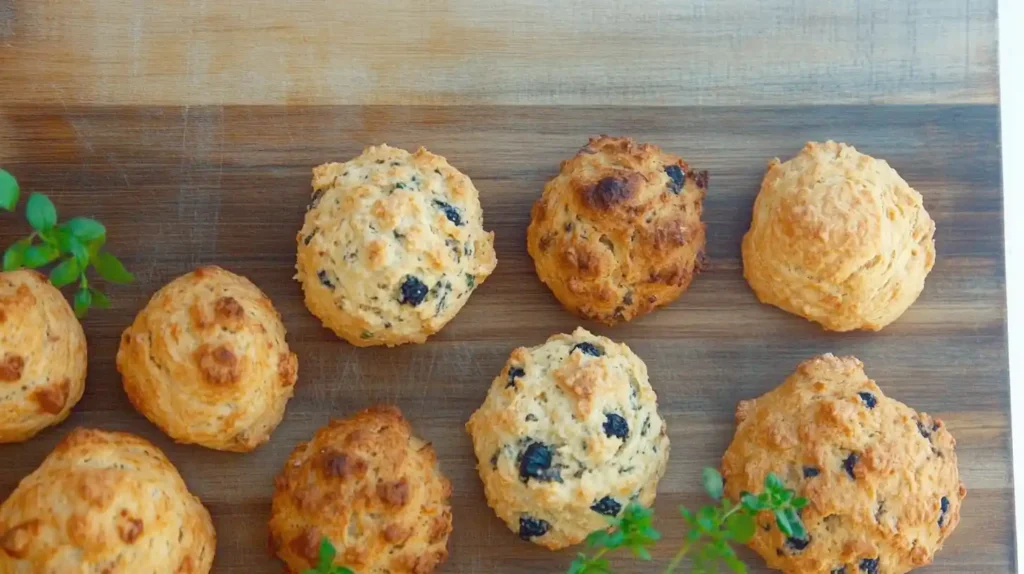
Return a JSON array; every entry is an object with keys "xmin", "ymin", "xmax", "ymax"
[
  {"xmin": 117, "ymin": 266, "xmax": 298, "ymax": 452},
  {"xmin": 722, "ymin": 355, "xmax": 964, "ymax": 574},
  {"xmin": 269, "ymin": 405, "xmax": 452, "ymax": 574},
  {"xmin": 467, "ymin": 328, "xmax": 669, "ymax": 549},
  {"xmin": 742, "ymin": 141, "xmax": 936, "ymax": 331},
  {"xmin": 0, "ymin": 428, "xmax": 215, "ymax": 572},
  {"xmin": 0, "ymin": 270, "xmax": 87, "ymax": 443},
  {"xmin": 296, "ymin": 145, "xmax": 497, "ymax": 347},
  {"xmin": 526, "ymin": 136, "xmax": 707, "ymax": 324}
]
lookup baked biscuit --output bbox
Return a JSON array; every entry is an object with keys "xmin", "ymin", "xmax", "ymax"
[
  {"xmin": 0, "ymin": 427, "xmax": 215, "ymax": 572},
  {"xmin": 117, "ymin": 265, "xmax": 298, "ymax": 452},
  {"xmin": 296, "ymin": 145, "xmax": 497, "ymax": 346},
  {"xmin": 466, "ymin": 328, "xmax": 669, "ymax": 549},
  {"xmin": 526, "ymin": 136, "xmax": 707, "ymax": 324},
  {"xmin": 0, "ymin": 270, "xmax": 87, "ymax": 443},
  {"xmin": 269, "ymin": 405, "xmax": 452, "ymax": 573},
  {"xmin": 721, "ymin": 354, "xmax": 964, "ymax": 574},
  {"xmin": 742, "ymin": 141, "xmax": 936, "ymax": 331}
]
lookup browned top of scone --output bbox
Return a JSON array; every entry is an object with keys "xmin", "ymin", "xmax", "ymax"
[
  {"xmin": 527, "ymin": 135, "xmax": 707, "ymax": 324},
  {"xmin": 269, "ymin": 405, "xmax": 453, "ymax": 574},
  {"xmin": 721, "ymin": 355, "xmax": 964, "ymax": 574}
]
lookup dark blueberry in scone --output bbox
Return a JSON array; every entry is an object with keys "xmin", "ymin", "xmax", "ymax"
[
  {"xmin": 519, "ymin": 442, "xmax": 559, "ymax": 482},
  {"xmin": 843, "ymin": 452, "xmax": 859, "ymax": 479},
  {"xmin": 317, "ymin": 270, "xmax": 334, "ymax": 289},
  {"xmin": 399, "ymin": 275, "xmax": 429, "ymax": 306},
  {"xmin": 590, "ymin": 496, "xmax": 622, "ymax": 516},
  {"xmin": 664, "ymin": 164, "xmax": 686, "ymax": 194},
  {"xmin": 785, "ymin": 536, "xmax": 810, "ymax": 552},
  {"xmin": 602, "ymin": 413, "xmax": 629, "ymax": 440},
  {"xmin": 830, "ymin": 568, "xmax": 847, "ymax": 574},
  {"xmin": 803, "ymin": 466, "xmax": 820, "ymax": 478},
  {"xmin": 859, "ymin": 558, "xmax": 880, "ymax": 573},
  {"xmin": 938, "ymin": 495, "xmax": 950, "ymax": 527},
  {"xmin": 506, "ymin": 366, "xmax": 525, "ymax": 388},
  {"xmin": 433, "ymin": 200, "xmax": 463, "ymax": 226},
  {"xmin": 518, "ymin": 516, "xmax": 550, "ymax": 540},
  {"xmin": 858, "ymin": 391, "xmax": 877, "ymax": 409},
  {"xmin": 571, "ymin": 342, "xmax": 604, "ymax": 357}
]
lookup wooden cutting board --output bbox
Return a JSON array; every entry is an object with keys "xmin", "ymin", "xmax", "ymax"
[{"xmin": 0, "ymin": 1, "xmax": 1011, "ymax": 572}]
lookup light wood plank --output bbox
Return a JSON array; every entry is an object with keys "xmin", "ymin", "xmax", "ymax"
[{"xmin": 0, "ymin": 0, "xmax": 998, "ymax": 106}]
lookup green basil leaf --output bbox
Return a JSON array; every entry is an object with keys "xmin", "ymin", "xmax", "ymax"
[
  {"xmin": 316, "ymin": 538, "xmax": 336, "ymax": 570},
  {"xmin": 0, "ymin": 169, "xmax": 19, "ymax": 211},
  {"xmin": 92, "ymin": 251, "xmax": 134, "ymax": 283},
  {"xmin": 774, "ymin": 508, "xmax": 794, "ymax": 537},
  {"xmin": 49, "ymin": 258, "xmax": 81, "ymax": 288},
  {"xmin": 73, "ymin": 287, "xmax": 92, "ymax": 318},
  {"xmin": 792, "ymin": 496, "xmax": 809, "ymax": 510},
  {"xmin": 740, "ymin": 493, "xmax": 761, "ymax": 512},
  {"xmin": 88, "ymin": 287, "xmax": 111, "ymax": 309},
  {"xmin": 66, "ymin": 217, "xmax": 106, "ymax": 242},
  {"xmin": 23, "ymin": 244, "xmax": 59, "ymax": 268},
  {"xmin": 69, "ymin": 236, "xmax": 89, "ymax": 267},
  {"xmin": 2, "ymin": 241, "xmax": 29, "ymax": 271},
  {"xmin": 726, "ymin": 511, "xmax": 756, "ymax": 543},
  {"xmin": 25, "ymin": 193, "xmax": 57, "ymax": 231},
  {"xmin": 702, "ymin": 467, "xmax": 724, "ymax": 500},
  {"xmin": 724, "ymin": 553, "xmax": 748, "ymax": 574},
  {"xmin": 765, "ymin": 473, "xmax": 784, "ymax": 493}
]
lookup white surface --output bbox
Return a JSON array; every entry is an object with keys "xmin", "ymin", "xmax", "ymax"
[{"xmin": 1000, "ymin": 0, "xmax": 1023, "ymax": 568}]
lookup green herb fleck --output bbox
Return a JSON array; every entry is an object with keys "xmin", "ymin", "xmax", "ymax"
[{"xmin": 303, "ymin": 537, "xmax": 355, "ymax": 574}]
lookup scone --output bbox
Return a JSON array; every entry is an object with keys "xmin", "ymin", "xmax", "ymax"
[
  {"xmin": 721, "ymin": 354, "xmax": 965, "ymax": 574},
  {"xmin": 117, "ymin": 265, "xmax": 298, "ymax": 452},
  {"xmin": 466, "ymin": 328, "xmax": 669, "ymax": 549},
  {"xmin": 742, "ymin": 141, "xmax": 936, "ymax": 331},
  {"xmin": 0, "ymin": 270, "xmax": 87, "ymax": 443},
  {"xmin": 269, "ymin": 405, "xmax": 452, "ymax": 573},
  {"xmin": 526, "ymin": 136, "xmax": 707, "ymax": 324},
  {"xmin": 296, "ymin": 145, "xmax": 497, "ymax": 346},
  {"xmin": 0, "ymin": 427, "xmax": 215, "ymax": 572}
]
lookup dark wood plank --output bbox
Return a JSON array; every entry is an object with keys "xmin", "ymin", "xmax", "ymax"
[{"xmin": 0, "ymin": 105, "xmax": 1011, "ymax": 572}]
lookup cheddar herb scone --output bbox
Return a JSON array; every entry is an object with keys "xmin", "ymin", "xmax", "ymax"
[
  {"xmin": 722, "ymin": 355, "xmax": 964, "ymax": 574},
  {"xmin": 467, "ymin": 328, "xmax": 669, "ymax": 549},
  {"xmin": 296, "ymin": 145, "xmax": 497, "ymax": 347},
  {"xmin": 742, "ymin": 141, "xmax": 936, "ymax": 331},
  {"xmin": 0, "ymin": 270, "xmax": 87, "ymax": 443},
  {"xmin": 0, "ymin": 428, "xmax": 215, "ymax": 572},
  {"xmin": 117, "ymin": 265, "xmax": 298, "ymax": 452},
  {"xmin": 269, "ymin": 405, "xmax": 452, "ymax": 574},
  {"xmin": 527, "ymin": 136, "xmax": 707, "ymax": 324}
]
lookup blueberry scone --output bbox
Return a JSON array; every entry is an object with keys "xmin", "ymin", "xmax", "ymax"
[
  {"xmin": 0, "ymin": 428, "xmax": 215, "ymax": 572},
  {"xmin": 466, "ymin": 328, "xmax": 669, "ymax": 549},
  {"xmin": 722, "ymin": 354, "xmax": 964, "ymax": 574},
  {"xmin": 0, "ymin": 270, "xmax": 87, "ymax": 443},
  {"xmin": 742, "ymin": 141, "xmax": 936, "ymax": 331},
  {"xmin": 269, "ymin": 405, "xmax": 453, "ymax": 573},
  {"xmin": 526, "ymin": 136, "xmax": 707, "ymax": 324},
  {"xmin": 117, "ymin": 266, "xmax": 298, "ymax": 452},
  {"xmin": 296, "ymin": 145, "xmax": 497, "ymax": 346}
]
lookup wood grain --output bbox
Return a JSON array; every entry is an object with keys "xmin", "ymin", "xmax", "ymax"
[
  {"xmin": 0, "ymin": 0, "xmax": 999, "ymax": 106},
  {"xmin": 0, "ymin": 104, "xmax": 1011, "ymax": 572}
]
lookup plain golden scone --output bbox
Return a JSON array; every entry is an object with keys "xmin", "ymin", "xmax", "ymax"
[
  {"xmin": 117, "ymin": 265, "xmax": 298, "ymax": 452},
  {"xmin": 0, "ymin": 427, "xmax": 215, "ymax": 572},
  {"xmin": 721, "ymin": 354, "xmax": 964, "ymax": 574},
  {"xmin": 466, "ymin": 328, "xmax": 669, "ymax": 550},
  {"xmin": 742, "ymin": 141, "xmax": 936, "ymax": 331},
  {"xmin": 0, "ymin": 270, "xmax": 87, "ymax": 443},
  {"xmin": 296, "ymin": 145, "xmax": 497, "ymax": 347},
  {"xmin": 526, "ymin": 136, "xmax": 707, "ymax": 324},
  {"xmin": 269, "ymin": 405, "xmax": 453, "ymax": 573}
]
